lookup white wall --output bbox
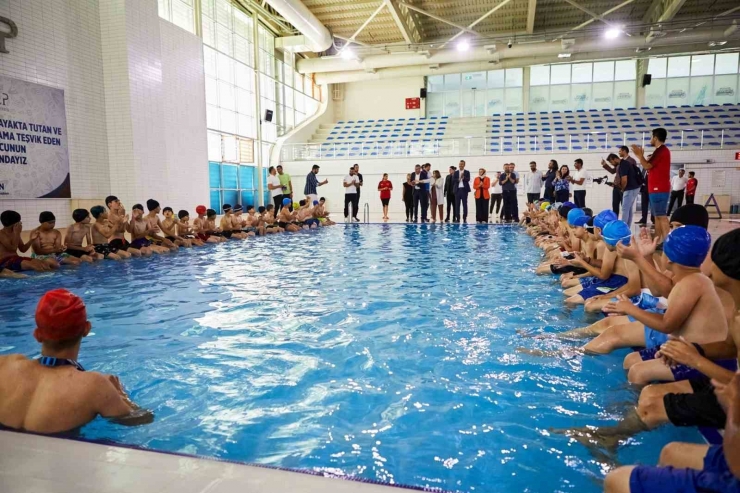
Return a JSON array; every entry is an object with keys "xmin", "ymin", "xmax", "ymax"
[
  {"xmin": 281, "ymin": 148, "xmax": 740, "ymax": 220},
  {"xmin": 338, "ymin": 77, "xmax": 425, "ymax": 121}
]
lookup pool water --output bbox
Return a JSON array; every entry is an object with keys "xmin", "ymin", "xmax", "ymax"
[{"xmin": 0, "ymin": 225, "xmax": 701, "ymax": 492}]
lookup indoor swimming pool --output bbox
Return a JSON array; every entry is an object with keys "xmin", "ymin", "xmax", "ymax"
[{"xmin": 0, "ymin": 225, "xmax": 703, "ymax": 492}]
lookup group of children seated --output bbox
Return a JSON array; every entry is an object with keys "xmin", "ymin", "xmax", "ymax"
[
  {"xmin": 0, "ymin": 195, "xmax": 335, "ymax": 278},
  {"xmin": 521, "ymin": 199, "xmax": 740, "ymax": 493}
]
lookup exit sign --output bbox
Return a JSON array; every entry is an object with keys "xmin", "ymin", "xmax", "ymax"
[
  {"xmin": 405, "ymin": 97, "xmax": 420, "ymax": 110},
  {"xmin": 735, "ymin": 151, "xmax": 740, "ymax": 160}
]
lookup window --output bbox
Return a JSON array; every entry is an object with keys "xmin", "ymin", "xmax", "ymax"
[
  {"xmin": 645, "ymin": 54, "xmax": 740, "ymax": 107},
  {"xmin": 158, "ymin": 0, "xmax": 195, "ymax": 33}
]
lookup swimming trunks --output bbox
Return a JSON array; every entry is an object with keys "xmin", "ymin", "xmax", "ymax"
[
  {"xmin": 37, "ymin": 356, "xmax": 85, "ymax": 372},
  {"xmin": 550, "ymin": 264, "xmax": 588, "ymax": 275},
  {"xmin": 65, "ymin": 248, "xmax": 90, "ymax": 258},
  {"xmin": 644, "ymin": 327, "xmax": 670, "ymax": 349},
  {"xmin": 221, "ymin": 231, "xmax": 233, "ymax": 239},
  {"xmin": 147, "ymin": 236, "xmax": 164, "ymax": 245},
  {"xmin": 93, "ymin": 243, "xmax": 118, "ymax": 257},
  {"xmin": 165, "ymin": 235, "xmax": 177, "ymax": 242},
  {"xmin": 278, "ymin": 221, "xmax": 289, "ymax": 228},
  {"xmin": 130, "ymin": 238, "xmax": 151, "ymax": 249},
  {"xmin": 242, "ymin": 227, "xmax": 256, "ymax": 233},
  {"xmin": 109, "ymin": 238, "xmax": 130, "ymax": 251},
  {"xmin": 579, "ymin": 275, "xmax": 628, "ymax": 300},
  {"xmin": 32, "ymin": 252, "xmax": 70, "ymax": 263},
  {"xmin": 629, "ymin": 445, "xmax": 740, "ymax": 493},
  {"xmin": 304, "ymin": 219, "xmax": 319, "ymax": 227},
  {"xmin": 638, "ymin": 347, "xmax": 738, "ymax": 381},
  {"xmin": 196, "ymin": 233, "xmax": 210, "ymax": 242},
  {"xmin": 664, "ymin": 376, "xmax": 727, "ymax": 428},
  {"xmin": 318, "ymin": 218, "xmax": 327, "ymax": 223},
  {"xmin": 0, "ymin": 255, "xmax": 25, "ymax": 272}
]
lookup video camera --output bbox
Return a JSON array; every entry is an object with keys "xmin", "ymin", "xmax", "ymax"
[{"xmin": 592, "ymin": 175, "xmax": 614, "ymax": 187}]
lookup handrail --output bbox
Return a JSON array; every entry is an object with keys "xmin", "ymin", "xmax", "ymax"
[{"xmin": 280, "ymin": 126, "xmax": 736, "ymax": 161}]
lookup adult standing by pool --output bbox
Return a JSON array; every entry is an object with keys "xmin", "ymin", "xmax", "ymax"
[
  {"xmin": 632, "ymin": 127, "xmax": 671, "ymax": 241},
  {"xmin": 402, "ymin": 174, "xmax": 414, "ymax": 222},
  {"xmin": 343, "ymin": 166, "xmax": 360, "ymax": 222},
  {"xmin": 304, "ymin": 165, "xmax": 327, "ymax": 205},
  {"xmin": 453, "ymin": 160, "xmax": 471, "ymax": 223},
  {"xmin": 500, "ymin": 163, "xmax": 519, "ymax": 223},
  {"xmin": 411, "ymin": 164, "xmax": 431, "ymax": 223},
  {"xmin": 276, "ymin": 165, "xmax": 292, "ymax": 211},
  {"xmin": 489, "ymin": 171, "xmax": 503, "ymax": 222},
  {"xmin": 554, "ymin": 164, "xmax": 570, "ymax": 203},
  {"xmin": 430, "ymin": 170, "xmax": 444, "ymax": 223},
  {"xmin": 444, "ymin": 166, "xmax": 455, "ymax": 223},
  {"xmin": 667, "ymin": 169, "xmax": 688, "ymax": 215},
  {"xmin": 570, "ymin": 159, "xmax": 590, "ymax": 208},
  {"xmin": 525, "ymin": 161, "xmax": 543, "ymax": 204},
  {"xmin": 474, "ymin": 168, "xmax": 491, "ymax": 224},
  {"xmin": 543, "ymin": 160, "xmax": 557, "ymax": 203},
  {"xmin": 267, "ymin": 166, "xmax": 284, "ymax": 212},
  {"xmin": 377, "ymin": 173, "xmax": 393, "ymax": 221},
  {"xmin": 353, "ymin": 164, "xmax": 364, "ymax": 208},
  {"xmin": 686, "ymin": 171, "xmax": 698, "ymax": 204}
]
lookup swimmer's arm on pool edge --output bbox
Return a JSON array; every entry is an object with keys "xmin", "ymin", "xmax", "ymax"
[{"xmin": 93, "ymin": 373, "xmax": 154, "ymax": 426}]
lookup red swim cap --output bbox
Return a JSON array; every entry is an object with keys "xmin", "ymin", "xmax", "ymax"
[
  {"xmin": 195, "ymin": 205, "xmax": 207, "ymax": 215},
  {"xmin": 34, "ymin": 289, "xmax": 88, "ymax": 342}
]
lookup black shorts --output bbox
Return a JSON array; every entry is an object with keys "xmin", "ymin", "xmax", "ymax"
[
  {"xmin": 94, "ymin": 244, "xmax": 118, "ymax": 257},
  {"xmin": 381, "ymin": 198, "xmax": 390, "ymax": 206},
  {"xmin": 64, "ymin": 248, "xmax": 86, "ymax": 258},
  {"xmin": 165, "ymin": 236, "xmax": 177, "ymax": 242},
  {"xmin": 278, "ymin": 221, "xmax": 289, "ymax": 228},
  {"xmin": 109, "ymin": 238, "xmax": 130, "ymax": 251},
  {"xmin": 222, "ymin": 231, "xmax": 233, "ymax": 239},
  {"xmin": 550, "ymin": 264, "xmax": 588, "ymax": 275},
  {"xmin": 664, "ymin": 376, "xmax": 727, "ymax": 429}
]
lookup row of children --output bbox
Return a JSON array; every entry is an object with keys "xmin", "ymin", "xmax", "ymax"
[
  {"xmin": 0, "ymin": 196, "xmax": 335, "ymax": 278},
  {"xmin": 520, "ymin": 199, "xmax": 740, "ymax": 492}
]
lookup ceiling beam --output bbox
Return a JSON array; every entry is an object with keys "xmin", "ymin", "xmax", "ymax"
[
  {"xmin": 526, "ymin": 0, "xmax": 537, "ymax": 34},
  {"xmin": 643, "ymin": 0, "xmax": 688, "ymax": 24},
  {"xmin": 397, "ymin": 2, "xmax": 480, "ymax": 36},
  {"xmin": 555, "ymin": 0, "xmax": 636, "ymax": 39},
  {"xmin": 561, "ymin": 0, "xmax": 619, "ymax": 28},
  {"xmin": 338, "ymin": 1, "xmax": 387, "ymax": 52},
  {"xmin": 385, "ymin": 0, "xmax": 421, "ymax": 44},
  {"xmin": 441, "ymin": 0, "xmax": 515, "ymax": 48}
]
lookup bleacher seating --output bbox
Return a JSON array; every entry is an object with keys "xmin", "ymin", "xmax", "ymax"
[{"xmin": 290, "ymin": 104, "xmax": 740, "ymax": 160}]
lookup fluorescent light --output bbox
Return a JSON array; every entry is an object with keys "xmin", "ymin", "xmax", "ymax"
[
  {"xmin": 605, "ymin": 28, "xmax": 621, "ymax": 39},
  {"xmin": 340, "ymin": 48, "xmax": 355, "ymax": 60},
  {"xmin": 558, "ymin": 53, "xmax": 571, "ymax": 58},
  {"xmin": 456, "ymin": 40, "xmax": 470, "ymax": 52}
]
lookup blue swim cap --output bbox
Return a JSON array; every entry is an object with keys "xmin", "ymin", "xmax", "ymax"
[
  {"xmin": 664, "ymin": 225, "xmax": 711, "ymax": 268},
  {"xmin": 572, "ymin": 215, "xmax": 591, "ymax": 228},
  {"xmin": 562, "ymin": 201, "xmax": 576, "ymax": 209},
  {"xmin": 594, "ymin": 210, "xmax": 618, "ymax": 231},
  {"xmin": 313, "ymin": 200, "xmax": 319, "ymax": 205},
  {"xmin": 602, "ymin": 220, "xmax": 632, "ymax": 247},
  {"xmin": 282, "ymin": 197, "xmax": 292, "ymax": 206},
  {"xmin": 567, "ymin": 208, "xmax": 586, "ymax": 226}
]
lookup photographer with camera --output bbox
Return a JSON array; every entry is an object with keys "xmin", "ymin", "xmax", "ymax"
[
  {"xmin": 553, "ymin": 165, "xmax": 571, "ymax": 203},
  {"xmin": 601, "ymin": 152, "xmax": 642, "ymax": 226}
]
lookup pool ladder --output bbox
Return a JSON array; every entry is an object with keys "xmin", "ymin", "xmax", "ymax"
[{"xmin": 363, "ymin": 203, "xmax": 369, "ymax": 224}]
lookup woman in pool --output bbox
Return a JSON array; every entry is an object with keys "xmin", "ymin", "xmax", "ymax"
[
  {"xmin": 402, "ymin": 174, "xmax": 414, "ymax": 222},
  {"xmin": 430, "ymin": 170, "xmax": 444, "ymax": 223},
  {"xmin": 554, "ymin": 165, "xmax": 571, "ymax": 203},
  {"xmin": 377, "ymin": 173, "xmax": 393, "ymax": 221}
]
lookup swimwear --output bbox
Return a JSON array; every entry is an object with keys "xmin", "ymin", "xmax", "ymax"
[
  {"xmin": 222, "ymin": 231, "xmax": 233, "ymax": 239},
  {"xmin": 165, "ymin": 235, "xmax": 177, "ymax": 242},
  {"xmin": 0, "ymin": 255, "xmax": 25, "ymax": 272},
  {"xmin": 629, "ymin": 445, "xmax": 740, "ymax": 493},
  {"xmin": 109, "ymin": 238, "xmax": 130, "ymax": 251},
  {"xmin": 196, "ymin": 233, "xmax": 210, "ymax": 242},
  {"xmin": 37, "ymin": 356, "xmax": 85, "ymax": 372},
  {"xmin": 664, "ymin": 376, "xmax": 727, "ymax": 428},
  {"xmin": 147, "ymin": 236, "xmax": 164, "ymax": 245},
  {"xmin": 278, "ymin": 221, "xmax": 289, "ymax": 228},
  {"xmin": 643, "ymin": 326, "xmax": 669, "ymax": 349},
  {"xmin": 304, "ymin": 219, "xmax": 319, "ymax": 227},
  {"xmin": 318, "ymin": 218, "xmax": 327, "ymax": 223},
  {"xmin": 638, "ymin": 347, "xmax": 738, "ymax": 381},
  {"xmin": 32, "ymin": 252, "xmax": 70, "ymax": 263},
  {"xmin": 242, "ymin": 227, "xmax": 256, "ymax": 233},
  {"xmin": 550, "ymin": 264, "xmax": 588, "ymax": 275},
  {"xmin": 578, "ymin": 274, "xmax": 628, "ymax": 300},
  {"xmin": 130, "ymin": 238, "xmax": 152, "ymax": 249},
  {"xmin": 64, "ymin": 248, "xmax": 90, "ymax": 258},
  {"xmin": 93, "ymin": 243, "xmax": 118, "ymax": 257}
]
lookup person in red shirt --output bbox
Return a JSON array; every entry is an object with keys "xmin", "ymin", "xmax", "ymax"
[
  {"xmin": 686, "ymin": 171, "xmax": 698, "ymax": 205},
  {"xmin": 632, "ymin": 127, "xmax": 671, "ymax": 241},
  {"xmin": 377, "ymin": 173, "xmax": 393, "ymax": 221}
]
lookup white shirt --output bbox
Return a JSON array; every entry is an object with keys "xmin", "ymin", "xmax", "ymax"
[
  {"xmin": 671, "ymin": 175, "xmax": 688, "ymax": 191},
  {"xmin": 490, "ymin": 178, "xmax": 502, "ymax": 194},
  {"xmin": 268, "ymin": 174, "xmax": 282, "ymax": 199},
  {"xmin": 526, "ymin": 170, "xmax": 543, "ymax": 194},
  {"xmin": 344, "ymin": 174, "xmax": 358, "ymax": 194},
  {"xmin": 572, "ymin": 169, "xmax": 590, "ymax": 191}
]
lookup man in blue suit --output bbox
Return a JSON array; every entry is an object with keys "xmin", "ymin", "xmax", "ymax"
[
  {"xmin": 452, "ymin": 160, "xmax": 471, "ymax": 223},
  {"xmin": 411, "ymin": 164, "xmax": 431, "ymax": 223}
]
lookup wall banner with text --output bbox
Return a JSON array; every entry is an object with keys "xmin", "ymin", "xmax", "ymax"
[{"xmin": 0, "ymin": 75, "xmax": 70, "ymax": 198}]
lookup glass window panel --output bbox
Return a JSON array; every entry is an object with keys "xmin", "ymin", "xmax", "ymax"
[
  {"xmin": 216, "ymin": 24, "xmax": 233, "ymax": 56},
  {"xmin": 504, "ymin": 88, "xmax": 522, "ymax": 112},
  {"xmin": 715, "ymin": 53, "xmax": 739, "ymax": 75},
  {"xmin": 233, "ymin": 8, "xmax": 252, "ymax": 39},
  {"xmin": 444, "ymin": 92, "xmax": 460, "ymax": 117},
  {"xmin": 689, "ymin": 76, "xmax": 713, "ymax": 105},
  {"xmin": 203, "ymin": 47, "xmax": 217, "ymax": 77},
  {"xmin": 591, "ymin": 82, "xmax": 613, "ymax": 110},
  {"xmin": 295, "ymin": 72, "xmax": 304, "ymax": 92},
  {"xmin": 235, "ymin": 63, "xmax": 252, "ymax": 90},
  {"xmin": 209, "ymin": 190, "xmax": 221, "ymax": 212},
  {"xmin": 462, "ymin": 71, "xmax": 486, "ymax": 89},
  {"xmin": 614, "ymin": 60, "xmax": 636, "ymax": 81},
  {"xmin": 426, "ymin": 92, "xmax": 443, "ymax": 116},
  {"xmin": 209, "ymin": 162, "xmax": 221, "ymax": 188},
  {"xmin": 530, "ymin": 65, "xmax": 550, "ymax": 86},
  {"xmin": 158, "ymin": 0, "xmax": 171, "ymax": 20},
  {"xmin": 427, "ymin": 75, "xmax": 444, "ymax": 92},
  {"xmin": 550, "ymin": 65, "xmax": 571, "ymax": 84},
  {"xmin": 461, "ymin": 90, "xmax": 474, "ymax": 117},
  {"xmin": 614, "ymin": 80, "xmax": 635, "ymax": 108},
  {"xmin": 306, "ymin": 97, "xmax": 318, "ymax": 116},
  {"xmin": 666, "ymin": 78, "xmax": 690, "ymax": 106},
  {"xmin": 648, "ymin": 58, "xmax": 667, "ymax": 79},
  {"xmin": 239, "ymin": 138, "xmax": 254, "ymax": 163},
  {"xmin": 505, "ymin": 68, "xmax": 523, "ymax": 87},
  {"xmin": 202, "ymin": 17, "xmax": 216, "ymax": 47},
  {"xmin": 222, "ymin": 190, "xmax": 238, "ymax": 208},
  {"xmin": 284, "ymin": 86, "xmax": 293, "ymax": 108},
  {"xmin": 217, "ymin": 53, "xmax": 234, "ymax": 83},
  {"xmin": 487, "ymin": 70, "xmax": 505, "ymax": 88},
  {"xmin": 218, "ymin": 81, "xmax": 235, "ymax": 110},
  {"xmin": 205, "ymin": 77, "xmax": 218, "ymax": 106},
  {"xmin": 222, "ymin": 164, "xmax": 238, "ymax": 188},
  {"xmin": 207, "ymin": 132, "xmax": 222, "ymax": 161},
  {"xmin": 241, "ymin": 190, "xmax": 255, "ymax": 206},
  {"xmin": 304, "ymin": 75, "xmax": 311, "ymax": 95},
  {"xmin": 487, "ymin": 88, "xmax": 505, "ymax": 115},
  {"xmin": 237, "ymin": 113, "xmax": 253, "ymax": 138},
  {"xmin": 593, "ymin": 61, "xmax": 615, "ymax": 82},
  {"xmin": 234, "ymin": 35, "xmax": 251, "ymax": 65},
  {"xmin": 572, "ymin": 63, "xmax": 592, "ymax": 83},
  {"xmin": 529, "ymin": 85, "xmax": 548, "ymax": 112},
  {"xmin": 645, "ymin": 79, "xmax": 667, "ymax": 107},
  {"xmin": 201, "ymin": 0, "xmax": 214, "ymax": 18},
  {"xmin": 691, "ymin": 55, "xmax": 714, "ymax": 76},
  {"xmin": 668, "ymin": 56, "xmax": 691, "ymax": 77},
  {"xmin": 215, "ymin": 0, "xmax": 232, "ymax": 28},
  {"xmin": 172, "ymin": 1, "xmax": 194, "ymax": 33},
  {"xmin": 713, "ymin": 74, "xmax": 738, "ymax": 104},
  {"xmin": 444, "ymin": 74, "xmax": 461, "ymax": 91},
  {"xmin": 295, "ymin": 93, "xmax": 305, "ymax": 113},
  {"xmin": 220, "ymin": 108, "xmax": 236, "ymax": 134},
  {"xmin": 239, "ymin": 165, "xmax": 254, "ymax": 189},
  {"xmin": 206, "ymin": 104, "xmax": 220, "ymax": 130},
  {"xmin": 285, "ymin": 108, "xmax": 294, "ymax": 128},
  {"xmin": 571, "ymin": 83, "xmax": 592, "ymax": 110},
  {"xmin": 275, "ymin": 61, "xmax": 283, "ymax": 82},
  {"xmin": 237, "ymin": 88, "xmax": 252, "ymax": 115},
  {"xmin": 284, "ymin": 64, "xmax": 293, "ymax": 88},
  {"xmin": 549, "ymin": 84, "xmax": 570, "ymax": 112},
  {"xmin": 222, "ymin": 135, "xmax": 238, "ymax": 163}
]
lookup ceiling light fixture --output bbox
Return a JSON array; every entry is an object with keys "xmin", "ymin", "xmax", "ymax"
[
  {"xmin": 558, "ymin": 53, "xmax": 572, "ymax": 58},
  {"xmin": 605, "ymin": 28, "xmax": 621, "ymax": 39},
  {"xmin": 457, "ymin": 39, "xmax": 470, "ymax": 52},
  {"xmin": 340, "ymin": 48, "xmax": 355, "ymax": 60}
]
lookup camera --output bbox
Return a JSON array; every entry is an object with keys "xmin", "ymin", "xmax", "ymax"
[
  {"xmin": 592, "ymin": 175, "xmax": 610, "ymax": 185},
  {"xmin": 507, "ymin": 39, "xmax": 513, "ymax": 49}
]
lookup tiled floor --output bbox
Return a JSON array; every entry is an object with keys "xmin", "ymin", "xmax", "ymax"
[{"xmin": 0, "ymin": 431, "xmax": 408, "ymax": 493}]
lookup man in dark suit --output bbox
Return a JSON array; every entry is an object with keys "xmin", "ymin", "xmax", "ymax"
[
  {"xmin": 452, "ymin": 160, "xmax": 471, "ymax": 223},
  {"xmin": 411, "ymin": 164, "xmax": 431, "ymax": 223},
  {"xmin": 444, "ymin": 166, "xmax": 456, "ymax": 222}
]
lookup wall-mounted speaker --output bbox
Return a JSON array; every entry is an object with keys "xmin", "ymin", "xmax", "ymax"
[
  {"xmin": 264, "ymin": 109, "xmax": 274, "ymax": 122},
  {"xmin": 420, "ymin": 88, "xmax": 427, "ymax": 99},
  {"xmin": 642, "ymin": 74, "xmax": 652, "ymax": 87}
]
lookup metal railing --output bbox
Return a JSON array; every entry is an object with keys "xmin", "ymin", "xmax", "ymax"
[{"xmin": 280, "ymin": 128, "xmax": 733, "ymax": 161}]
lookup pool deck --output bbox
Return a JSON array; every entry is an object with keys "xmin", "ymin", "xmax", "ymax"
[{"xmin": 0, "ymin": 430, "xmax": 414, "ymax": 493}]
